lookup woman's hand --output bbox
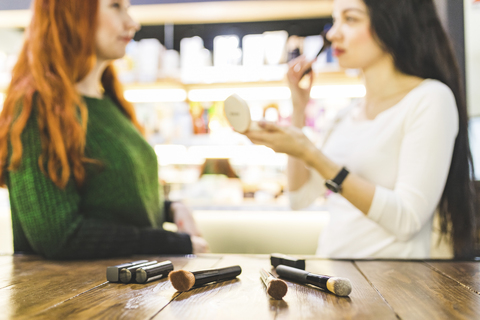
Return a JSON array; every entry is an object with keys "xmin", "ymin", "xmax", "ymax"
[
  {"xmin": 171, "ymin": 202, "xmax": 202, "ymax": 237},
  {"xmin": 190, "ymin": 235, "xmax": 210, "ymax": 254},
  {"xmin": 170, "ymin": 202, "xmax": 210, "ymax": 253},
  {"xmin": 287, "ymin": 55, "xmax": 315, "ymax": 114},
  {"xmin": 245, "ymin": 122, "xmax": 315, "ymax": 161}
]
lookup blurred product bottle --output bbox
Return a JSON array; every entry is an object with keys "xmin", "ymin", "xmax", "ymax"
[
  {"xmin": 263, "ymin": 30, "xmax": 288, "ymax": 65},
  {"xmin": 173, "ymin": 102, "xmax": 195, "ymax": 141},
  {"xmin": 189, "ymin": 102, "xmax": 207, "ymax": 134},
  {"xmin": 159, "ymin": 49, "xmax": 180, "ymax": 79},
  {"xmin": 242, "ymin": 34, "xmax": 265, "ymax": 82},
  {"xmin": 180, "ymin": 36, "xmax": 212, "ymax": 83},
  {"xmin": 137, "ymin": 38, "xmax": 163, "ymax": 83},
  {"xmin": 180, "ymin": 36, "xmax": 206, "ymax": 69},
  {"xmin": 114, "ymin": 41, "xmax": 138, "ymax": 83},
  {"xmin": 243, "ymin": 34, "xmax": 265, "ymax": 67},
  {"xmin": 213, "ymin": 35, "xmax": 242, "ymax": 67}
]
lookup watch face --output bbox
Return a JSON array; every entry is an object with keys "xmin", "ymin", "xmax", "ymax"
[{"xmin": 325, "ymin": 180, "xmax": 340, "ymax": 193}]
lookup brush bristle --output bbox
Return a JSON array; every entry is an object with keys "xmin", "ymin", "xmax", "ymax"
[
  {"xmin": 267, "ymin": 279, "xmax": 288, "ymax": 300},
  {"xmin": 327, "ymin": 277, "xmax": 352, "ymax": 297},
  {"xmin": 168, "ymin": 270, "xmax": 195, "ymax": 292}
]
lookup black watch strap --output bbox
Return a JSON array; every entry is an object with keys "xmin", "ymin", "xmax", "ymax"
[
  {"xmin": 325, "ymin": 167, "xmax": 349, "ymax": 193},
  {"xmin": 332, "ymin": 167, "xmax": 349, "ymax": 186}
]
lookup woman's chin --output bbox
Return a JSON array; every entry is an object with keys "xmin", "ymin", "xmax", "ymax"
[
  {"xmin": 336, "ymin": 59, "xmax": 358, "ymax": 70},
  {"xmin": 96, "ymin": 50, "xmax": 127, "ymax": 62}
]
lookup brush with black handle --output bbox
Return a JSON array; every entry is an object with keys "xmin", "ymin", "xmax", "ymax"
[
  {"xmin": 300, "ymin": 28, "xmax": 332, "ymax": 79},
  {"xmin": 276, "ymin": 265, "xmax": 352, "ymax": 297}
]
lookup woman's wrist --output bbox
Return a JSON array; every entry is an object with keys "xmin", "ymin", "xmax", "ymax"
[
  {"xmin": 301, "ymin": 142, "xmax": 318, "ymax": 167},
  {"xmin": 291, "ymin": 111, "xmax": 306, "ymax": 128},
  {"xmin": 303, "ymin": 145, "xmax": 340, "ymax": 181}
]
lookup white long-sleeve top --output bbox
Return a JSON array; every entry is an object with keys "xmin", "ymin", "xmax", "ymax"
[{"xmin": 289, "ymin": 79, "xmax": 458, "ymax": 258}]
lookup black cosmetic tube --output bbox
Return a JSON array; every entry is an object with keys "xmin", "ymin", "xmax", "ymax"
[
  {"xmin": 136, "ymin": 260, "xmax": 174, "ymax": 284},
  {"xmin": 106, "ymin": 260, "xmax": 149, "ymax": 282},
  {"xmin": 270, "ymin": 253, "xmax": 305, "ymax": 270},
  {"xmin": 119, "ymin": 261, "xmax": 158, "ymax": 283}
]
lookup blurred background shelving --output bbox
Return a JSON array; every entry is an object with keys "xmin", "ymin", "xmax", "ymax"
[
  {"xmin": 0, "ymin": 0, "xmax": 477, "ymax": 256},
  {"xmin": 0, "ymin": 0, "xmax": 346, "ymax": 255},
  {"xmin": 0, "ymin": 0, "xmax": 363, "ymax": 208}
]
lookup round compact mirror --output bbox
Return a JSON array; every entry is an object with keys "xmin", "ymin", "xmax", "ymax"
[{"xmin": 224, "ymin": 94, "xmax": 252, "ymax": 133}]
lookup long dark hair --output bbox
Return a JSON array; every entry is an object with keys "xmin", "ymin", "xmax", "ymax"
[{"xmin": 363, "ymin": 0, "xmax": 476, "ymax": 258}]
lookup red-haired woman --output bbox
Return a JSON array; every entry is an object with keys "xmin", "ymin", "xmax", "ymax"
[{"xmin": 0, "ymin": 0, "xmax": 209, "ymax": 259}]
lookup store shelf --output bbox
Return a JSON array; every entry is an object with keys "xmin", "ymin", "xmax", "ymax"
[
  {"xmin": 0, "ymin": 1, "xmax": 333, "ymax": 28},
  {"xmin": 121, "ymin": 68, "xmax": 363, "ymax": 102},
  {"xmin": 130, "ymin": 0, "xmax": 333, "ymax": 25},
  {"xmin": 0, "ymin": 10, "xmax": 30, "ymax": 28},
  {"xmin": 0, "ymin": 69, "xmax": 363, "ymax": 105}
]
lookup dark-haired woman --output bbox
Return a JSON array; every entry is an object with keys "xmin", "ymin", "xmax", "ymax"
[
  {"xmin": 0, "ymin": 0, "xmax": 209, "ymax": 259},
  {"xmin": 246, "ymin": 0, "xmax": 476, "ymax": 259}
]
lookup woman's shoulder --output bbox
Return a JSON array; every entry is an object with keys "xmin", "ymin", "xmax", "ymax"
[
  {"xmin": 405, "ymin": 79, "xmax": 458, "ymax": 126},
  {"xmin": 402, "ymin": 79, "xmax": 457, "ymax": 115},
  {"xmin": 410, "ymin": 79, "xmax": 456, "ymax": 102}
]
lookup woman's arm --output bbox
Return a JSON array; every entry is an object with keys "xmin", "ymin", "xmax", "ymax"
[
  {"xmin": 286, "ymin": 56, "xmax": 316, "ymax": 192},
  {"xmin": 366, "ymin": 85, "xmax": 458, "ymax": 240},
  {"xmin": 246, "ymin": 124, "xmax": 376, "ymax": 213},
  {"xmin": 246, "ymin": 83, "xmax": 458, "ymax": 241}
]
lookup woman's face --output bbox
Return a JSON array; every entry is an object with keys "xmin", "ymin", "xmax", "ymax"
[
  {"xmin": 95, "ymin": 0, "xmax": 140, "ymax": 61},
  {"xmin": 326, "ymin": 0, "xmax": 387, "ymax": 70}
]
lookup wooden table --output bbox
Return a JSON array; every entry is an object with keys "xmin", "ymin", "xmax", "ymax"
[{"xmin": 1, "ymin": 254, "xmax": 480, "ymax": 319}]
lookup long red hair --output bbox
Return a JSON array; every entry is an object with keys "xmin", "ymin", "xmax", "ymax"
[{"xmin": 0, "ymin": 0, "xmax": 144, "ymax": 189}]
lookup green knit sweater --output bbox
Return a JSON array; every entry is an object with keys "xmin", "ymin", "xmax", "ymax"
[{"xmin": 6, "ymin": 95, "xmax": 192, "ymax": 259}]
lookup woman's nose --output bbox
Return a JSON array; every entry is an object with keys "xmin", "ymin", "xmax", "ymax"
[
  {"xmin": 126, "ymin": 14, "xmax": 141, "ymax": 33},
  {"xmin": 326, "ymin": 24, "xmax": 339, "ymax": 43}
]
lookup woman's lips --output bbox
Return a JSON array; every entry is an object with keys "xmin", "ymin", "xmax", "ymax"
[
  {"xmin": 333, "ymin": 48, "xmax": 346, "ymax": 57},
  {"xmin": 120, "ymin": 36, "xmax": 132, "ymax": 43}
]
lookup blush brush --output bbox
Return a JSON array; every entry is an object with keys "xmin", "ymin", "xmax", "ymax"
[
  {"xmin": 169, "ymin": 265, "xmax": 242, "ymax": 292},
  {"xmin": 260, "ymin": 268, "xmax": 288, "ymax": 300},
  {"xmin": 301, "ymin": 27, "xmax": 332, "ymax": 79}
]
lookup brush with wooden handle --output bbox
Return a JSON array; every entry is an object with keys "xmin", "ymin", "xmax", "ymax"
[{"xmin": 260, "ymin": 268, "xmax": 288, "ymax": 300}]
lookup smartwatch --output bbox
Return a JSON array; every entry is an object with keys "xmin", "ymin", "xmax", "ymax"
[{"xmin": 325, "ymin": 167, "xmax": 349, "ymax": 193}]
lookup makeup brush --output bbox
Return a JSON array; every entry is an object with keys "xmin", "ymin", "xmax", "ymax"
[
  {"xmin": 276, "ymin": 265, "xmax": 352, "ymax": 297},
  {"xmin": 260, "ymin": 268, "xmax": 288, "ymax": 300},
  {"xmin": 301, "ymin": 26, "xmax": 332, "ymax": 79},
  {"xmin": 168, "ymin": 265, "xmax": 242, "ymax": 292}
]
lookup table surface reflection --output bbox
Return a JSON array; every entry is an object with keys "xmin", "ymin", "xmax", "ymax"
[{"xmin": 1, "ymin": 254, "xmax": 480, "ymax": 319}]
